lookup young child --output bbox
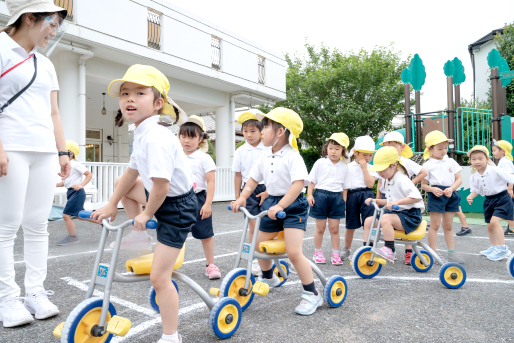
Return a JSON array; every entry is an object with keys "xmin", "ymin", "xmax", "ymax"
[
  {"xmin": 232, "ymin": 109, "xmax": 270, "ymax": 276},
  {"xmin": 343, "ymin": 136, "xmax": 377, "ymax": 257},
  {"xmin": 491, "ymin": 140, "xmax": 514, "ymax": 236},
  {"xmin": 376, "ymin": 131, "xmax": 427, "ymax": 265},
  {"xmin": 55, "ymin": 140, "xmax": 92, "ymax": 245},
  {"xmin": 230, "ymin": 107, "xmax": 322, "ymax": 315},
  {"xmin": 467, "ymin": 145, "xmax": 514, "ymax": 260},
  {"xmin": 179, "ymin": 115, "xmax": 220, "ymax": 280},
  {"xmin": 363, "ymin": 147, "xmax": 425, "ymax": 262},
  {"xmin": 92, "ymin": 64, "xmax": 196, "ymax": 343},
  {"xmin": 307, "ymin": 133, "xmax": 349, "ymax": 265},
  {"xmin": 421, "ymin": 130, "xmax": 465, "ymax": 264}
]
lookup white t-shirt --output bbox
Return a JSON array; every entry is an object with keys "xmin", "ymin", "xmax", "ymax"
[
  {"xmin": 383, "ymin": 171, "xmax": 424, "ymax": 211},
  {"xmin": 128, "ymin": 116, "xmax": 193, "ymax": 197},
  {"xmin": 343, "ymin": 161, "xmax": 378, "ymax": 190},
  {"xmin": 423, "ymin": 155, "xmax": 462, "ymax": 186},
  {"xmin": 309, "ymin": 157, "xmax": 347, "ymax": 192},
  {"xmin": 186, "ymin": 149, "xmax": 216, "ymax": 193},
  {"xmin": 232, "ymin": 141, "xmax": 270, "ymax": 184},
  {"xmin": 497, "ymin": 156, "xmax": 514, "ymax": 175},
  {"xmin": 470, "ymin": 165, "xmax": 514, "ymax": 197},
  {"xmin": 250, "ymin": 144, "xmax": 309, "ymax": 196},
  {"xmin": 0, "ymin": 32, "xmax": 59, "ymax": 153},
  {"xmin": 63, "ymin": 160, "xmax": 88, "ymax": 189},
  {"xmin": 379, "ymin": 157, "xmax": 423, "ymax": 194}
]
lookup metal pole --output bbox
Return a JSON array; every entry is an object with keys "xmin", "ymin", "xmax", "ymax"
[
  {"xmin": 491, "ymin": 68, "xmax": 501, "ymax": 144},
  {"xmin": 455, "ymin": 84, "xmax": 463, "ymax": 164},
  {"xmin": 404, "ymin": 84, "xmax": 412, "ymax": 147},
  {"xmin": 415, "ymin": 91, "xmax": 422, "ymax": 153},
  {"xmin": 447, "ymin": 76, "xmax": 455, "ymax": 158},
  {"xmin": 501, "ymin": 86, "xmax": 507, "ymax": 116}
]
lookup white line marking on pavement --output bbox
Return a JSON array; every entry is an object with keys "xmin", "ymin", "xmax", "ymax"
[{"xmin": 182, "ymin": 252, "xmax": 238, "ymax": 265}]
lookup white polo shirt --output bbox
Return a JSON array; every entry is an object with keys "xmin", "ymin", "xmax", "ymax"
[
  {"xmin": 423, "ymin": 155, "xmax": 462, "ymax": 186},
  {"xmin": 309, "ymin": 157, "xmax": 347, "ymax": 192},
  {"xmin": 250, "ymin": 144, "xmax": 309, "ymax": 196},
  {"xmin": 0, "ymin": 32, "xmax": 59, "ymax": 153},
  {"xmin": 383, "ymin": 171, "xmax": 424, "ymax": 211},
  {"xmin": 498, "ymin": 156, "xmax": 514, "ymax": 175},
  {"xmin": 128, "ymin": 116, "xmax": 193, "ymax": 197},
  {"xmin": 186, "ymin": 149, "xmax": 216, "ymax": 193},
  {"xmin": 63, "ymin": 160, "xmax": 88, "ymax": 189},
  {"xmin": 232, "ymin": 141, "xmax": 270, "ymax": 184},
  {"xmin": 379, "ymin": 157, "xmax": 423, "ymax": 194},
  {"xmin": 343, "ymin": 161, "xmax": 378, "ymax": 190},
  {"xmin": 470, "ymin": 165, "xmax": 514, "ymax": 197}
]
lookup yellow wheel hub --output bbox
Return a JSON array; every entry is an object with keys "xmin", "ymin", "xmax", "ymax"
[
  {"xmin": 414, "ymin": 254, "xmax": 431, "ymax": 270},
  {"xmin": 228, "ymin": 275, "xmax": 253, "ymax": 307},
  {"xmin": 330, "ymin": 281, "xmax": 345, "ymax": 303},
  {"xmin": 444, "ymin": 266, "xmax": 464, "ymax": 286},
  {"xmin": 74, "ymin": 307, "xmax": 112, "ymax": 343},
  {"xmin": 217, "ymin": 304, "xmax": 238, "ymax": 334},
  {"xmin": 357, "ymin": 251, "xmax": 380, "ymax": 275},
  {"xmin": 273, "ymin": 265, "xmax": 286, "ymax": 282}
]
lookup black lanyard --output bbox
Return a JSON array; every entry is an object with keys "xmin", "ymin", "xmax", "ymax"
[{"xmin": 0, "ymin": 54, "xmax": 37, "ymax": 114}]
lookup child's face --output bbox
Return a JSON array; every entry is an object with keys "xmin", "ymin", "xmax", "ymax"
[
  {"xmin": 378, "ymin": 164, "xmax": 396, "ymax": 180},
  {"xmin": 470, "ymin": 151, "xmax": 488, "ymax": 171},
  {"xmin": 119, "ymin": 82, "xmax": 162, "ymax": 126},
  {"xmin": 242, "ymin": 123, "xmax": 261, "ymax": 146},
  {"xmin": 383, "ymin": 141, "xmax": 403, "ymax": 156},
  {"xmin": 429, "ymin": 141, "xmax": 449, "ymax": 159},
  {"xmin": 492, "ymin": 146, "xmax": 505, "ymax": 159},
  {"xmin": 327, "ymin": 142, "xmax": 343, "ymax": 162},
  {"xmin": 261, "ymin": 121, "xmax": 283, "ymax": 147},
  {"xmin": 179, "ymin": 132, "xmax": 201, "ymax": 154},
  {"xmin": 355, "ymin": 151, "xmax": 374, "ymax": 163}
]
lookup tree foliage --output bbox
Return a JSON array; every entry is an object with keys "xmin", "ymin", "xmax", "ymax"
[{"xmin": 494, "ymin": 22, "xmax": 514, "ymax": 115}]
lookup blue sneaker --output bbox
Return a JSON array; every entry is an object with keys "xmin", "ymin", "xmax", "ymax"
[
  {"xmin": 487, "ymin": 247, "xmax": 512, "ymax": 261},
  {"xmin": 480, "ymin": 245, "xmax": 495, "ymax": 256},
  {"xmin": 257, "ymin": 274, "xmax": 281, "ymax": 287},
  {"xmin": 294, "ymin": 290, "xmax": 323, "ymax": 315}
]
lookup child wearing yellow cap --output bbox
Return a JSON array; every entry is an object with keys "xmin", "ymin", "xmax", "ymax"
[
  {"xmin": 421, "ymin": 130, "xmax": 465, "ymax": 264},
  {"xmin": 230, "ymin": 107, "xmax": 323, "ymax": 315},
  {"xmin": 232, "ymin": 109, "xmax": 270, "ymax": 276},
  {"xmin": 307, "ymin": 133, "xmax": 349, "ymax": 265},
  {"xmin": 491, "ymin": 139, "xmax": 514, "ymax": 236},
  {"xmin": 363, "ymin": 147, "xmax": 424, "ymax": 263},
  {"xmin": 467, "ymin": 145, "xmax": 514, "ymax": 261},
  {"xmin": 92, "ymin": 64, "xmax": 194, "ymax": 343},
  {"xmin": 178, "ymin": 115, "xmax": 220, "ymax": 280},
  {"xmin": 55, "ymin": 140, "xmax": 92, "ymax": 246}
]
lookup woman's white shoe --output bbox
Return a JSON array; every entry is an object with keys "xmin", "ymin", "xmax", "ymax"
[
  {"xmin": 0, "ymin": 296, "xmax": 34, "ymax": 327},
  {"xmin": 24, "ymin": 290, "xmax": 59, "ymax": 319}
]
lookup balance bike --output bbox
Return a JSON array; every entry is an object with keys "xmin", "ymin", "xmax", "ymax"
[
  {"xmin": 351, "ymin": 202, "xmax": 466, "ymax": 289},
  {"xmin": 209, "ymin": 206, "xmax": 347, "ymax": 312},
  {"xmin": 507, "ymin": 254, "xmax": 514, "ymax": 279},
  {"xmin": 53, "ymin": 211, "xmax": 242, "ymax": 342}
]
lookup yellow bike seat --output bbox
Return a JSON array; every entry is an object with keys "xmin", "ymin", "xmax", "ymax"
[
  {"xmin": 126, "ymin": 245, "xmax": 185, "ymax": 274},
  {"xmin": 394, "ymin": 220, "xmax": 427, "ymax": 241},
  {"xmin": 259, "ymin": 232, "xmax": 286, "ymax": 253}
]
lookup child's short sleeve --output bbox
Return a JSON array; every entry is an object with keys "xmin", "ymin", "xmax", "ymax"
[
  {"xmin": 203, "ymin": 154, "xmax": 216, "ymax": 174},
  {"xmin": 232, "ymin": 148, "xmax": 241, "ymax": 173},
  {"xmin": 403, "ymin": 158, "xmax": 422, "ymax": 177},
  {"xmin": 497, "ymin": 167, "xmax": 514, "ymax": 185},
  {"xmin": 75, "ymin": 162, "xmax": 88, "ymax": 175},
  {"xmin": 147, "ymin": 131, "xmax": 174, "ymax": 181},
  {"xmin": 289, "ymin": 153, "xmax": 309, "ymax": 186},
  {"xmin": 250, "ymin": 158, "xmax": 264, "ymax": 183},
  {"xmin": 400, "ymin": 178, "xmax": 422, "ymax": 199},
  {"xmin": 308, "ymin": 160, "xmax": 319, "ymax": 185},
  {"xmin": 452, "ymin": 158, "xmax": 462, "ymax": 174},
  {"xmin": 469, "ymin": 174, "xmax": 479, "ymax": 194}
]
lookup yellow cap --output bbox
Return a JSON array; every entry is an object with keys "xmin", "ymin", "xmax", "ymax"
[
  {"xmin": 237, "ymin": 109, "xmax": 262, "ymax": 125},
  {"xmin": 327, "ymin": 133, "xmax": 349, "ymax": 149},
  {"xmin": 467, "ymin": 145, "xmax": 495, "ymax": 173},
  {"xmin": 369, "ymin": 146, "xmax": 406, "ymax": 172},
  {"xmin": 185, "ymin": 115, "xmax": 209, "ymax": 153},
  {"xmin": 66, "ymin": 140, "xmax": 79, "ymax": 160},
  {"xmin": 379, "ymin": 131, "xmax": 413, "ymax": 159},
  {"xmin": 108, "ymin": 64, "xmax": 187, "ymax": 125},
  {"xmin": 493, "ymin": 139, "xmax": 513, "ymax": 161},
  {"xmin": 423, "ymin": 130, "xmax": 453, "ymax": 160},
  {"xmin": 255, "ymin": 107, "xmax": 303, "ymax": 151}
]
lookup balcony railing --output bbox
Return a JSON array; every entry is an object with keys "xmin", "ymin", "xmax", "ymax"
[
  {"xmin": 54, "ymin": 0, "xmax": 73, "ymax": 20},
  {"xmin": 147, "ymin": 9, "xmax": 161, "ymax": 50}
]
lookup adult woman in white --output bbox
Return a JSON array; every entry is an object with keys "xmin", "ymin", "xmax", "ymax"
[{"xmin": 0, "ymin": 0, "xmax": 71, "ymax": 328}]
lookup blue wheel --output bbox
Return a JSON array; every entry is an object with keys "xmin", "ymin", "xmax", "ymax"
[
  {"xmin": 322, "ymin": 275, "xmax": 347, "ymax": 308},
  {"xmin": 506, "ymin": 254, "xmax": 514, "ymax": 278},
  {"xmin": 439, "ymin": 262, "xmax": 466, "ymax": 289},
  {"xmin": 220, "ymin": 268, "xmax": 255, "ymax": 312},
  {"xmin": 60, "ymin": 297, "xmax": 116, "ymax": 343},
  {"xmin": 272, "ymin": 260, "xmax": 289, "ymax": 287},
  {"xmin": 148, "ymin": 279, "xmax": 179, "ymax": 313},
  {"xmin": 208, "ymin": 297, "xmax": 241, "ymax": 339},
  {"xmin": 351, "ymin": 246, "xmax": 382, "ymax": 279},
  {"xmin": 411, "ymin": 250, "xmax": 434, "ymax": 273}
]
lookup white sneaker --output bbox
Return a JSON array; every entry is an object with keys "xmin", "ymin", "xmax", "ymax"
[
  {"xmin": 24, "ymin": 290, "xmax": 59, "ymax": 319},
  {"xmin": 158, "ymin": 334, "xmax": 182, "ymax": 343},
  {"xmin": 0, "ymin": 296, "xmax": 34, "ymax": 327},
  {"xmin": 109, "ymin": 232, "xmax": 152, "ymax": 252},
  {"xmin": 251, "ymin": 259, "xmax": 261, "ymax": 276}
]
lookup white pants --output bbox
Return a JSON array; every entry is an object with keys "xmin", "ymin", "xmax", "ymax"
[{"xmin": 0, "ymin": 151, "xmax": 57, "ymax": 300}]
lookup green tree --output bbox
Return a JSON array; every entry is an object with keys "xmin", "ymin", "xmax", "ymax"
[
  {"xmin": 494, "ymin": 22, "xmax": 514, "ymax": 115},
  {"xmin": 272, "ymin": 43, "xmax": 411, "ymax": 153}
]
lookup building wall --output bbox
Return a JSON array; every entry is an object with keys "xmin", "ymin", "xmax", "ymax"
[{"xmin": 472, "ymin": 40, "xmax": 495, "ymax": 103}]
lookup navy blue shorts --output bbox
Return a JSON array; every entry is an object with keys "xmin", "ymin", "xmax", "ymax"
[
  {"xmin": 145, "ymin": 188, "xmax": 197, "ymax": 249},
  {"xmin": 63, "ymin": 188, "xmax": 86, "ymax": 216},
  {"xmin": 484, "ymin": 190, "xmax": 514, "ymax": 223},
  {"xmin": 346, "ymin": 188, "xmax": 375, "ymax": 229},
  {"xmin": 382, "ymin": 208, "xmax": 422, "ymax": 234},
  {"xmin": 260, "ymin": 193, "xmax": 309, "ymax": 232},
  {"xmin": 427, "ymin": 185, "xmax": 461, "ymax": 213},
  {"xmin": 244, "ymin": 183, "xmax": 267, "ymax": 216},
  {"xmin": 309, "ymin": 189, "xmax": 345, "ymax": 219},
  {"xmin": 190, "ymin": 190, "xmax": 214, "ymax": 239}
]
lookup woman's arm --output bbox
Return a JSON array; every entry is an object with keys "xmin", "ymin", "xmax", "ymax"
[{"xmin": 50, "ymin": 91, "xmax": 70, "ymax": 178}]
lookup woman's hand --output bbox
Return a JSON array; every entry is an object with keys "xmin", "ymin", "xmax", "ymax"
[
  {"xmin": 200, "ymin": 203, "xmax": 212, "ymax": 219},
  {"xmin": 307, "ymin": 194, "xmax": 315, "ymax": 207},
  {"xmin": 230, "ymin": 197, "xmax": 246, "ymax": 213},
  {"xmin": 268, "ymin": 204, "xmax": 284, "ymax": 220},
  {"xmin": 73, "ymin": 184, "xmax": 84, "ymax": 191},
  {"xmin": 58, "ymin": 155, "xmax": 71, "ymax": 179},
  {"xmin": 133, "ymin": 212, "xmax": 152, "ymax": 231},
  {"xmin": 0, "ymin": 149, "xmax": 8, "ymax": 177},
  {"xmin": 91, "ymin": 203, "xmax": 118, "ymax": 223}
]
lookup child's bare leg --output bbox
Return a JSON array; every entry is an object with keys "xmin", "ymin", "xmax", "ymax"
[
  {"xmin": 442, "ymin": 212, "xmax": 456, "ymax": 250},
  {"xmin": 380, "ymin": 214, "xmax": 402, "ymax": 242},
  {"xmin": 201, "ymin": 237, "xmax": 215, "ymax": 265},
  {"xmin": 115, "ymin": 176, "xmax": 147, "ymax": 231},
  {"xmin": 284, "ymin": 228, "xmax": 313, "ymax": 285},
  {"xmin": 314, "ymin": 219, "xmax": 327, "ymax": 250},
  {"xmin": 63, "ymin": 214, "xmax": 75, "ymax": 236},
  {"xmin": 428, "ymin": 212, "xmax": 443, "ymax": 250},
  {"xmin": 255, "ymin": 231, "xmax": 279, "ymax": 272},
  {"xmin": 456, "ymin": 207, "xmax": 469, "ymax": 227},
  {"xmin": 248, "ymin": 219, "xmax": 256, "ymax": 244},
  {"xmin": 489, "ymin": 216, "xmax": 504, "ymax": 246},
  {"xmin": 327, "ymin": 219, "xmax": 340, "ymax": 250},
  {"xmin": 344, "ymin": 228, "xmax": 355, "ymax": 249},
  {"xmin": 150, "ymin": 243, "xmax": 181, "ymax": 335},
  {"xmin": 363, "ymin": 217, "xmax": 375, "ymax": 244}
]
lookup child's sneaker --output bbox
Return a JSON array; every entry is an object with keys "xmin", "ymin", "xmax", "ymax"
[
  {"xmin": 57, "ymin": 235, "xmax": 79, "ymax": 246},
  {"xmin": 371, "ymin": 246, "xmax": 395, "ymax": 264},
  {"xmin": 251, "ymin": 259, "xmax": 261, "ymax": 276},
  {"xmin": 404, "ymin": 251, "xmax": 412, "ymax": 265},
  {"xmin": 24, "ymin": 290, "xmax": 59, "ymax": 320},
  {"xmin": 434, "ymin": 251, "xmax": 448, "ymax": 265},
  {"xmin": 205, "ymin": 264, "xmax": 221, "ymax": 279},
  {"xmin": 157, "ymin": 334, "xmax": 182, "ymax": 343},
  {"xmin": 312, "ymin": 251, "xmax": 326, "ymax": 264},
  {"xmin": 505, "ymin": 227, "xmax": 514, "ymax": 236},
  {"xmin": 257, "ymin": 274, "xmax": 282, "ymax": 287},
  {"xmin": 447, "ymin": 251, "xmax": 466, "ymax": 264},
  {"xmin": 340, "ymin": 246, "xmax": 351, "ymax": 260},
  {"xmin": 294, "ymin": 290, "xmax": 323, "ymax": 315},
  {"xmin": 456, "ymin": 227, "xmax": 472, "ymax": 236},
  {"xmin": 487, "ymin": 246, "xmax": 512, "ymax": 261},
  {"xmin": 109, "ymin": 233, "xmax": 152, "ymax": 252},
  {"xmin": 0, "ymin": 296, "xmax": 34, "ymax": 327},
  {"xmin": 331, "ymin": 251, "xmax": 343, "ymax": 265},
  {"xmin": 480, "ymin": 245, "xmax": 495, "ymax": 256}
]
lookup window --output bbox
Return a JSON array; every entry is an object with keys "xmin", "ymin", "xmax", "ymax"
[
  {"xmin": 147, "ymin": 9, "xmax": 161, "ymax": 50},
  {"xmin": 211, "ymin": 36, "xmax": 221, "ymax": 70},
  {"xmin": 86, "ymin": 129, "xmax": 102, "ymax": 162},
  {"xmin": 54, "ymin": 0, "xmax": 73, "ymax": 20},
  {"xmin": 258, "ymin": 56, "xmax": 265, "ymax": 84}
]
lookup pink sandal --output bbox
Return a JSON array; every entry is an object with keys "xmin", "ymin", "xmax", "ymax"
[
  {"xmin": 331, "ymin": 252, "xmax": 343, "ymax": 265},
  {"xmin": 312, "ymin": 251, "xmax": 326, "ymax": 264}
]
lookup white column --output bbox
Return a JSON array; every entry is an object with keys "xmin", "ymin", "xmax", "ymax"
[{"xmin": 214, "ymin": 93, "xmax": 235, "ymax": 168}]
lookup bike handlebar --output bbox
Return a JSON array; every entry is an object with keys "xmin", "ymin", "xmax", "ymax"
[{"xmin": 78, "ymin": 210, "xmax": 157, "ymax": 229}]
